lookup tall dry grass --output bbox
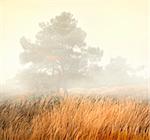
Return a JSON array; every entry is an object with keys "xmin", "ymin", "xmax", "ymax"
[{"xmin": 0, "ymin": 95, "xmax": 149, "ymax": 140}]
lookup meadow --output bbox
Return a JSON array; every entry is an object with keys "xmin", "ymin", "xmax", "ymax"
[{"xmin": 0, "ymin": 88, "xmax": 149, "ymax": 140}]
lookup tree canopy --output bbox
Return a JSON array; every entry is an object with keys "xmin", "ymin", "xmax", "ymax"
[{"xmin": 19, "ymin": 12, "xmax": 103, "ymax": 93}]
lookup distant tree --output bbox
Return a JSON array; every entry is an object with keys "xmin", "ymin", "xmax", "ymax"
[
  {"xmin": 105, "ymin": 57, "xmax": 129, "ymax": 74},
  {"xmin": 19, "ymin": 12, "xmax": 103, "ymax": 93},
  {"xmin": 103, "ymin": 57, "xmax": 133, "ymax": 86}
]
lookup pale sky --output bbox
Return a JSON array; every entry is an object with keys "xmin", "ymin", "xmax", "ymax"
[{"xmin": 0, "ymin": 0, "xmax": 149, "ymax": 83}]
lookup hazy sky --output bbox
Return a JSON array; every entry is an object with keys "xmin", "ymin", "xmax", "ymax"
[{"xmin": 0, "ymin": 0, "xmax": 149, "ymax": 82}]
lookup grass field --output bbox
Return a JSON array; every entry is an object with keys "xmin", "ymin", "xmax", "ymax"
[{"xmin": 0, "ymin": 92, "xmax": 149, "ymax": 140}]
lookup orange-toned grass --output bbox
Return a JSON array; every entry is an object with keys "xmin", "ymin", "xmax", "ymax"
[{"xmin": 0, "ymin": 95, "xmax": 149, "ymax": 140}]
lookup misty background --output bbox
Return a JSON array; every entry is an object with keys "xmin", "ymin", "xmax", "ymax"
[{"xmin": 0, "ymin": 0, "xmax": 149, "ymax": 99}]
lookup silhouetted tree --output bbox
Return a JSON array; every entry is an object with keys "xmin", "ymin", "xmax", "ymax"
[{"xmin": 19, "ymin": 12, "xmax": 103, "ymax": 93}]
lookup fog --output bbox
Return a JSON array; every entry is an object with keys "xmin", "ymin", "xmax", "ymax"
[{"xmin": 0, "ymin": 0, "xmax": 149, "ymax": 100}]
